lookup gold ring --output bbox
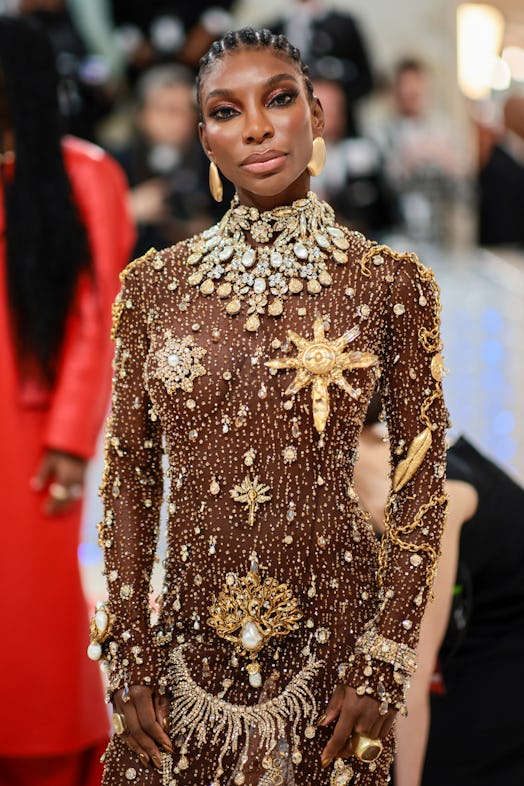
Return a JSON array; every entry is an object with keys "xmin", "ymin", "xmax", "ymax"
[
  {"xmin": 351, "ymin": 732, "xmax": 383, "ymax": 762},
  {"xmin": 112, "ymin": 712, "xmax": 127, "ymax": 735}
]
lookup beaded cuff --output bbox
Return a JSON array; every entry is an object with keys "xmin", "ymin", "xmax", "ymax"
[
  {"xmin": 354, "ymin": 628, "xmax": 418, "ymax": 677},
  {"xmin": 338, "ymin": 654, "xmax": 408, "ymax": 715},
  {"xmin": 337, "ymin": 627, "xmax": 417, "ymax": 715},
  {"xmin": 87, "ymin": 601, "xmax": 158, "ymax": 699}
]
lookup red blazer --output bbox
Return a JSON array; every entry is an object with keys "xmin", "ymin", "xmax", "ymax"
[{"xmin": 0, "ymin": 137, "xmax": 135, "ymax": 755}]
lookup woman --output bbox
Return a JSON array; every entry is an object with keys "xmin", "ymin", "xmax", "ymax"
[
  {"xmin": 92, "ymin": 28, "xmax": 448, "ymax": 786},
  {"xmin": 0, "ymin": 16, "xmax": 134, "ymax": 786},
  {"xmin": 353, "ymin": 400, "xmax": 476, "ymax": 786},
  {"xmin": 423, "ymin": 437, "xmax": 524, "ymax": 786},
  {"xmin": 356, "ymin": 405, "xmax": 524, "ymax": 786}
]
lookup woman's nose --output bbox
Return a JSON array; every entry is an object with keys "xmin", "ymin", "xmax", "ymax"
[{"xmin": 242, "ymin": 108, "xmax": 274, "ymax": 144}]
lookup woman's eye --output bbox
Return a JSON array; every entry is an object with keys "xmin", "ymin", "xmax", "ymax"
[
  {"xmin": 210, "ymin": 106, "xmax": 238, "ymax": 120},
  {"xmin": 269, "ymin": 91, "xmax": 298, "ymax": 107}
]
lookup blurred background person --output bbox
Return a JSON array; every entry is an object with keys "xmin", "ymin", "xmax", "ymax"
[
  {"xmin": 355, "ymin": 397, "xmax": 524, "ymax": 786},
  {"xmin": 374, "ymin": 58, "xmax": 469, "ymax": 243},
  {"xmin": 270, "ymin": 0, "xmax": 374, "ymax": 136},
  {"xmin": 113, "ymin": 63, "xmax": 221, "ymax": 259},
  {"xmin": 0, "ymin": 16, "xmax": 134, "ymax": 786},
  {"xmin": 18, "ymin": 0, "xmax": 117, "ymax": 140},
  {"xmin": 109, "ymin": 0, "xmax": 235, "ymax": 78},
  {"xmin": 477, "ymin": 94, "xmax": 524, "ymax": 248},
  {"xmin": 421, "ymin": 434, "xmax": 524, "ymax": 786},
  {"xmin": 312, "ymin": 74, "xmax": 397, "ymax": 238}
]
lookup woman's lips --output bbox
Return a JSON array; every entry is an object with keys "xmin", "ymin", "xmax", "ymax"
[{"xmin": 241, "ymin": 152, "xmax": 287, "ymax": 174}]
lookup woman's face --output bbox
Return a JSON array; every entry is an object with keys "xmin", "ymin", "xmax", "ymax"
[{"xmin": 199, "ymin": 47, "xmax": 324, "ymax": 209}]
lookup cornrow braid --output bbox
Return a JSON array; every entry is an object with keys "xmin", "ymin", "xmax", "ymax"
[{"xmin": 196, "ymin": 27, "xmax": 314, "ymax": 114}]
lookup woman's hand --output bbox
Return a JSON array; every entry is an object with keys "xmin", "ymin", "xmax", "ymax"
[
  {"xmin": 112, "ymin": 685, "xmax": 172, "ymax": 770},
  {"xmin": 319, "ymin": 684, "xmax": 396, "ymax": 767},
  {"xmin": 31, "ymin": 449, "xmax": 87, "ymax": 515}
]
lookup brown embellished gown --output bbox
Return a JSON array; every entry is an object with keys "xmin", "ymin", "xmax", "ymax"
[{"xmin": 98, "ymin": 203, "xmax": 448, "ymax": 786}]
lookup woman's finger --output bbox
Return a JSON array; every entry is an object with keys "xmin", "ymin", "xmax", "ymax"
[
  {"xmin": 321, "ymin": 698, "xmax": 358, "ymax": 766},
  {"xmin": 154, "ymin": 692, "xmax": 171, "ymax": 733},
  {"xmin": 336, "ymin": 737, "xmax": 354, "ymax": 759},
  {"xmin": 380, "ymin": 711, "xmax": 396, "ymax": 739},
  {"xmin": 123, "ymin": 702, "xmax": 164, "ymax": 770},
  {"xmin": 133, "ymin": 687, "xmax": 173, "ymax": 754},
  {"xmin": 31, "ymin": 453, "xmax": 52, "ymax": 492},
  {"xmin": 122, "ymin": 734, "xmax": 152, "ymax": 770},
  {"xmin": 34, "ymin": 450, "xmax": 86, "ymax": 516},
  {"xmin": 318, "ymin": 683, "xmax": 345, "ymax": 727},
  {"xmin": 365, "ymin": 704, "xmax": 397, "ymax": 740},
  {"xmin": 45, "ymin": 486, "xmax": 83, "ymax": 515},
  {"xmin": 366, "ymin": 715, "xmax": 384, "ymax": 739},
  {"xmin": 112, "ymin": 697, "xmax": 152, "ymax": 768}
]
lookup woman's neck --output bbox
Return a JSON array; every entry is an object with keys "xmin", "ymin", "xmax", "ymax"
[{"xmin": 235, "ymin": 171, "xmax": 311, "ymax": 211}]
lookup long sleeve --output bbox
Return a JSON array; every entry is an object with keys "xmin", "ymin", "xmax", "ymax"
[
  {"xmin": 344, "ymin": 251, "xmax": 448, "ymax": 712},
  {"xmin": 93, "ymin": 252, "xmax": 164, "ymax": 697},
  {"xmin": 44, "ymin": 140, "xmax": 135, "ymax": 459}
]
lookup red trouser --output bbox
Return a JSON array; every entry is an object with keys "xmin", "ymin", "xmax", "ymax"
[{"xmin": 0, "ymin": 740, "xmax": 107, "ymax": 786}]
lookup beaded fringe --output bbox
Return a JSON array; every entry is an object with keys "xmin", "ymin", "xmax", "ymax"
[{"xmin": 163, "ymin": 646, "xmax": 324, "ymax": 785}]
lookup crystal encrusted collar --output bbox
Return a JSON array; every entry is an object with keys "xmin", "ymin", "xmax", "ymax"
[{"xmin": 185, "ymin": 191, "xmax": 350, "ymax": 331}]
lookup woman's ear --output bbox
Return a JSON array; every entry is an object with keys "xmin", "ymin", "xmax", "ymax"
[
  {"xmin": 311, "ymin": 96, "xmax": 325, "ymax": 137},
  {"xmin": 198, "ymin": 121, "xmax": 213, "ymax": 160}
]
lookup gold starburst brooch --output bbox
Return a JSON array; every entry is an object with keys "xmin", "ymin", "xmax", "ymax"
[{"xmin": 266, "ymin": 317, "xmax": 379, "ymax": 433}]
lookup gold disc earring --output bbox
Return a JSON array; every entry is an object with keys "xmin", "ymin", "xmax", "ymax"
[
  {"xmin": 209, "ymin": 161, "xmax": 223, "ymax": 202},
  {"xmin": 306, "ymin": 137, "xmax": 326, "ymax": 176}
]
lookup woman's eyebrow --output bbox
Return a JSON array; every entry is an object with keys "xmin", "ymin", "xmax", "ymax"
[
  {"xmin": 205, "ymin": 87, "xmax": 233, "ymax": 104},
  {"xmin": 266, "ymin": 73, "xmax": 300, "ymax": 87},
  {"xmin": 205, "ymin": 73, "xmax": 300, "ymax": 104}
]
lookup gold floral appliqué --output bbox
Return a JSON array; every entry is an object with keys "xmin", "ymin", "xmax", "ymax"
[{"xmin": 154, "ymin": 331, "xmax": 207, "ymax": 394}]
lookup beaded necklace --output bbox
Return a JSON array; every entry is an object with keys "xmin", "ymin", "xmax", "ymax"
[{"xmin": 186, "ymin": 191, "xmax": 351, "ymax": 331}]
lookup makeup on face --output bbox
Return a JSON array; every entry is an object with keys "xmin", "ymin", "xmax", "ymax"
[{"xmin": 199, "ymin": 49, "xmax": 323, "ymax": 208}]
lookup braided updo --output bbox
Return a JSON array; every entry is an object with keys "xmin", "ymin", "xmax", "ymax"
[{"xmin": 196, "ymin": 27, "xmax": 314, "ymax": 114}]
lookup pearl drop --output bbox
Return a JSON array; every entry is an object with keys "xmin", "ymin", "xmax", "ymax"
[
  {"xmin": 241, "ymin": 621, "xmax": 263, "ymax": 651},
  {"xmin": 87, "ymin": 642, "xmax": 102, "ymax": 661},
  {"xmin": 248, "ymin": 670, "xmax": 262, "ymax": 688},
  {"xmin": 94, "ymin": 610, "xmax": 109, "ymax": 634}
]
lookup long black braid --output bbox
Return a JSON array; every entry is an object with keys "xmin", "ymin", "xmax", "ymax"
[
  {"xmin": 0, "ymin": 16, "xmax": 91, "ymax": 385},
  {"xmin": 196, "ymin": 27, "xmax": 314, "ymax": 114}
]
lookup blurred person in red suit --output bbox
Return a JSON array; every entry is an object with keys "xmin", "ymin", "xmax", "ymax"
[{"xmin": 0, "ymin": 16, "xmax": 134, "ymax": 786}]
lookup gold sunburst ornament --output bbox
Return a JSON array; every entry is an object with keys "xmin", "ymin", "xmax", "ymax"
[{"xmin": 266, "ymin": 318, "xmax": 379, "ymax": 433}]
